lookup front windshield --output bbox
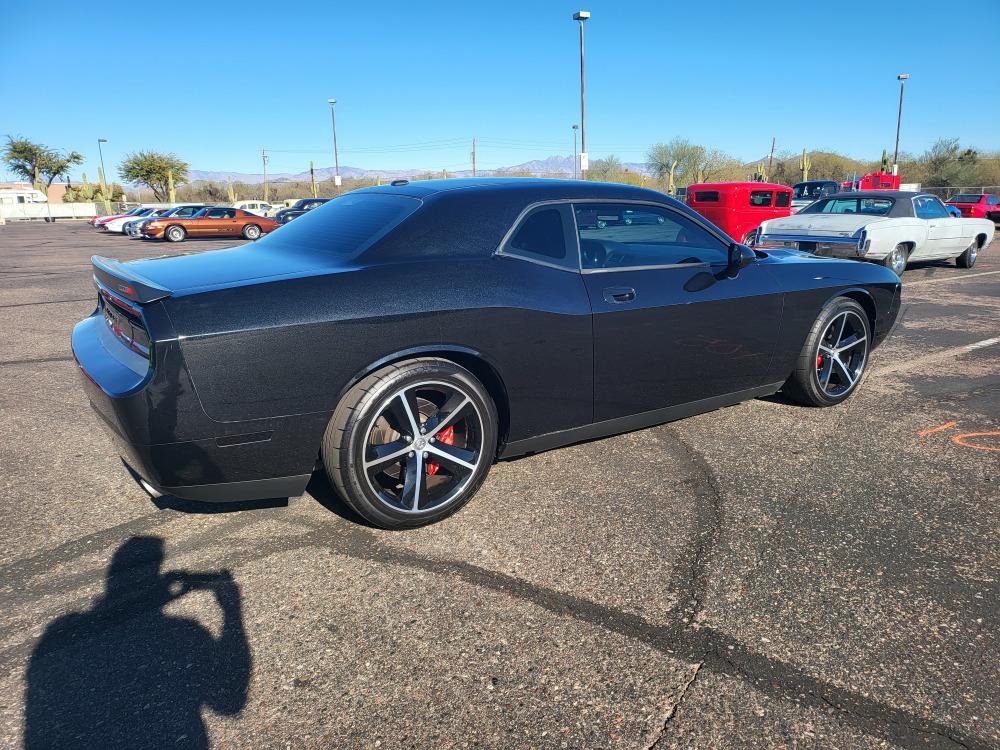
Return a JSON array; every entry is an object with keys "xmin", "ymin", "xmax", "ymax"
[
  {"xmin": 947, "ymin": 194, "xmax": 981, "ymax": 203},
  {"xmin": 800, "ymin": 197, "xmax": 894, "ymax": 216}
]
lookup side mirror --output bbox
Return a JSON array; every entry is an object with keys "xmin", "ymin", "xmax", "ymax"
[{"xmin": 727, "ymin": 243, "xmax": 755, "ymax": 276}]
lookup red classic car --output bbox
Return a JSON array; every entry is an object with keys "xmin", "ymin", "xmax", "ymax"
[
  {"xmin": 946, "ymin": 193, "xmax": 1000, "ymax": 222},
  {"xmin": 685, "ymin": 182, "xmax": 792, "ymax": 245}
]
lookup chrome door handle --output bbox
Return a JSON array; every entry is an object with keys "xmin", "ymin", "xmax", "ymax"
[{"xmin": 604, "ymin": 286, "xmax": 636, "ymax": 304}]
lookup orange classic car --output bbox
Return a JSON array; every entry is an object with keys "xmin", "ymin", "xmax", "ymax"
[{"xmin": 141, "ymin": 207, "xmax": 280, "ymax": 242}]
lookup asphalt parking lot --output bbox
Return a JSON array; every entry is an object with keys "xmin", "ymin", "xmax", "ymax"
[{"xmin": 0, "ymin": 221, "xmax": 997, "ymax": 750}]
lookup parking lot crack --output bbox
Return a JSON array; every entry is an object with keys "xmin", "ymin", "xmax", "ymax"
[{"xmin": 642, "ymin": 660, "xmax": 704, "ymax": 750}]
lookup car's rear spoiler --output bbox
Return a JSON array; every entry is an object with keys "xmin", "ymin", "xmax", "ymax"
[{"xmin": 91, "ymin": 255, "xmax": 172, "ymax": 304}]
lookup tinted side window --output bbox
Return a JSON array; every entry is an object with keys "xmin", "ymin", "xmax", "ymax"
[
  {"xmin": 694, "ymin": 191, "xmax": 719, "ymax": 202},
  {"xmin": 574, "ymin": 203, "xmax": 728, "ymax": 269},
  {"xmin": 504, "ymin": 206, "xmax": 575, "ymax": 268},
  {"xmin": 775, "ymin": 192, "xmax": 790, "ymax": 208},
  {"xmin": 207, "ymin": 208, "xmax": 226, "ymax": 218},
  {"xmin": 749, "ymin": 191, "xmax": 773, "ymax": 207},
  {"xmin": 989, "ymin": 196, "xmax": 998, "ymax": 206}
]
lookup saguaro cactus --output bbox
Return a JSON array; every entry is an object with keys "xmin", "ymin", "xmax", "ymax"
[
  {"xmin": 167, "ymin": 169, "xmax": 176, "ymax": 203},
  {"xmin": 667, "ymin": 159, "xmax": 678, "ymax": 195},
  {"xmin": 227, "ymin": 177, "xmax": 236, "ymax": 203},
  {"xmin": 880, "ymin": 149, "xmax": 891, "ymax": 173},
  {"xmin": 800, "ymin": 150, "xmax": 811, "ymax": 181}
]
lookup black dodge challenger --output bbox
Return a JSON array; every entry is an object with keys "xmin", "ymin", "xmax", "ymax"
[{"xmin": 73, "ymin": 179, "xmax": 900, "ymax": 528}]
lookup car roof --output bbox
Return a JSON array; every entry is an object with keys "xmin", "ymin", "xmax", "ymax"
[
  {"xmin": 358, "ymin": 177, "xmax": 671, "ymax": 202},
  {"xmin": 825, "ymin": 191, "xmax": 922, "ymax": 200},
  {"xmin": 689, "ymin": 181, "xmax": 791, "ymax": 191}
]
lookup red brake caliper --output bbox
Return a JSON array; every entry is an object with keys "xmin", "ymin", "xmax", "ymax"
[
  {"xmin": 426, "ymin": 425, "xmax": 455, "ymax": 476},
  {"xmin": 816, "ymin": 355, "xmax": 824, "ymax": 368}
]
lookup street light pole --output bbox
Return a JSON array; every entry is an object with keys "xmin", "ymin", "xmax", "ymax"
[
  {"xmin": 572, "ymin": 124, "xmax": 579, "ymax": 179},
  {"xmin": 572, "ymin": 11, "xmax": 590, "ymax": 178},
  {"xmin": 97, "ymin": 138, "xmax": 108, "ymax": 183},
  {"xmin": 893, "ymin": 74, "xmax": 909, "ymax": 171},
  {"xmin": 327, "ymin": 98, "xmax": 341, "ymax": 193}
]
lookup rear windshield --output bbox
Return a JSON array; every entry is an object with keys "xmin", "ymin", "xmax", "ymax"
[
  {"xmin": 793, "ymin": 182, "xmax": 839, "ymax": 200},
  {"xmin": 800, "ymin": 197, "xmax": 894, "ymax": 216},
  {"xmin": 256, "ymin": 192, "xmax": 421, "ymax": 255},
  {"xmin": 947, "ymin": 194, "xmax": 981, "ymax": 203}
]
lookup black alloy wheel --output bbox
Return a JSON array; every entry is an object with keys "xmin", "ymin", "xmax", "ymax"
[
  {"xmin": 783, "ymin": 297, "xmax": 871, "ymax": 407},
  {"xmin": 322, "ymin": 358, "xmax": 497, "ymax": 528}
]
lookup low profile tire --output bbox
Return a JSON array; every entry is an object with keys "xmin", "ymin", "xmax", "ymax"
[
  {"xmin": 782, "ymin": 297, "xmax": 871, "ymax": 407},
  {"xmin": 956, "ymin": 239, "xmax": 978, "ymax": 269},
  {"xmin": 165, "ymin": 225, "xmax": 186, "ymax": 243},
  {"xmin": 243, "ymin": 224, "xmax": 261, "ymax": 240},
  {"xmin": 321, "ymin": 358, "xmax": 498, "ymax": 529},
  {"xmin": 881, "ymin": 244, "xmax": 908, "ymax": 276}
]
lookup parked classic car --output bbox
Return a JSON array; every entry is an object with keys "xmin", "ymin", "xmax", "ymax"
[
  {"xmin": 791, "ymin": 180, "xmax": 840, "ymax": 213},
  {"xmin": 101, "ymin": 207, "xmax": 169, "ymax": 233},
  {"xmin": 757, "ymin": 191, "xmax": 995, "ymax": 275},
  {"xmin": 946, "ymin": 193, "xmax": 1000, "ymax": 222},
  {"xmin": 275, "ymin": 198, "xmax": 329, "ymax": 224},
  {"xmin": 92, "ymin": 206, "xmax": 149, "ymax": 228},
  {"xmin": 73, "ymin": 179, "xmax": 901, "ymax": 529},
  {"xmin": 125, "ymin": 205, "xmax": 207, "ymax": 238},
  {"xmin": 141, "ymin": 206, "xmax": 279, "ymax": 242},
  {"xmin": 685, "ymin": 182, "xmax": 792, "ymax": 245},
  {"xmin": 231, "ymin": 200, "xmax": 275, "ymax": 217}
]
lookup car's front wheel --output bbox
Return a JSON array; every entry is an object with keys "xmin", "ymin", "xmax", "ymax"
[
  {"xmin": 165, "ymin": 225, "xmax": 186, "ymax": 243},
  {"xmin": 322, "ymin": 358, "xmax": 498, "ymax": 528},
  {"xmin": 881, "ymin": 244, "xmax": 908, "ymax": 276},
  {"xmin": 783, "ymin": 297, "xmax": 871, "ymax": 407},
  {"xmin": 956, "ymin": 239, "xmax": 978, "ymax": 268}
]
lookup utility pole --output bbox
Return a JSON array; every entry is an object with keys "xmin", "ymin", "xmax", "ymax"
[
  {"xmin": 893, "ymin": 74, "xmax": 909, "ymax": 172},
  {"xmin": 573, "ymin": 11, "xmax": 590, "ymax": 178},
  {"xmin": 327, "ymin": 99, "xmax": 341, "ymax": 193},
  {"xmin": 572, "ymin": 124, "xmax": 579, "ymax": 179},
  {"xmin": 766, "ymin": 137, "xmax": 776, "ymax": 178},
  {"xmin": 471, "ymin": 137, "xmax": 477, "ymax": 177},
  {"xmin": 261, "ymin": 148, "xmax": 269, "ymax": 203}
]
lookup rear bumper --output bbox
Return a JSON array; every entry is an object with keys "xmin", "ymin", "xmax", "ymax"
[{"xmin": 72, "ymin": 313, "xmax": 321, "ymax": 503}]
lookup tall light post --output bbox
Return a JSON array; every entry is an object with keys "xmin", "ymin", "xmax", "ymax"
[
  {"xmin": 893, "ymin": 73, "xmax": 909, "ymax": 172},
  {"xmin": 96, "ymin": 138, "xmax": 108, "ymax": 182},
  {"xmin": 572, "ymin": 11, "xmax": 590, "ymax": 178},
  {"xmin": 572, "ymin": 124, "xmax": 579, "ymax": 179},
  {"xmin": 327, "ymin": 98, "xmax": 341, "ymax": 192}
]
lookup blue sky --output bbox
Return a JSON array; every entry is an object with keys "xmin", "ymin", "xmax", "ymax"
[{"xmin": 3, "ymin": 0, "xmax": 997, "ymax": 179}]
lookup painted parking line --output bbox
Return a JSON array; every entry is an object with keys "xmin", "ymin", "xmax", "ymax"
[
  {"xmin": 873, "ymin": 336, "xmax": 1000, "ymax": 376},
  {"xmin": 906, "ymin": 269, "xmax": 1000, "ymax": 287}
]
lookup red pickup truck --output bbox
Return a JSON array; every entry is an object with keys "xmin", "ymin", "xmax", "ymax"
[
  {"xmin": 685, "ymin": 182, "xmax": 792, "ymax": 245},
  {"xmin": 946, "ymin": 193, "xmax": 1000, "ymax": 222}
]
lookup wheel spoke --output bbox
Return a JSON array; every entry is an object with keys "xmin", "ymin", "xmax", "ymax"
[
  {"xmin": 426, "ymin": 391, "xmax": 472, "ymax": 438},
  {"xmin": 836, "ymin": 333, "xmax": 866, "ymax": 353},
  {"xmin": 834, "ymin": 313, "xmax": 847, "ymax": 346},
  {"xmin": 819, "ymin": 357, "xmax": 834, "ymax": 389},
  {"xmin": 400, "ymin": 452, "xmax": 426, "ymax": 511},
  {"xmin": 383, "ymin": 391, "xmax": 421, "ymax": 438},
  {"xmin": 832, "ymin": 355, "xmax": 856, "ymax": 387},
  {"xmin": 425, "ymin": 442, "xmax": 477, "ymax": 476},
  {"xmin": 363, "ymin": 439, "xmax": 410, "ymax": 472}
]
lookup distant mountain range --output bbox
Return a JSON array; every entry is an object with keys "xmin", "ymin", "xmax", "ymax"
[{"xmin": 187, "ymin": 155, "xmax": 652, "ymax": 184}]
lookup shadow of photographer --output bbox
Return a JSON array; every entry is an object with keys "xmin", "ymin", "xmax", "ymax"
[{"xmin": 24, "ymin": 536, "xmax": 251, "ymax": 749}]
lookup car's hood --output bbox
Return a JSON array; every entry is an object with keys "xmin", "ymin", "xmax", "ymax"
[
  {"xmin": 117, "ymin": 243, "xmax": 336, "ymax": 296},
  {"xmin": 762, "ymin": 213, "xmax": 887, "ymax": 236}
]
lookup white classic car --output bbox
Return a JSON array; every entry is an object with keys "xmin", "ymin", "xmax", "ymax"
[{"xmin": 757, "ymin": 191, "xmax": 994, "ymax": 276}]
